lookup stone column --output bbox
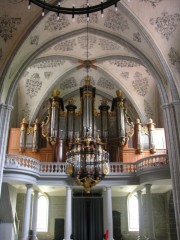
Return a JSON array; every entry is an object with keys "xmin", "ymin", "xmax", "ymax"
[
  {"xmin": 105, "ymin": 186, "xmax": 114, "ymax": 240},
  {"xmin": 22, "ymin": 184, "xmax": 33, "ymax": 240},
  {"xmin": 64, "ymin": 187, "xmax": 72, "ymax": 240},
  {"xmin": 137, "ymin": 190, "xmax": 145, "ymax": 240},
  {"xmin": 0, "ymin": 103, "xmax": 13, "ymax": 196},
  {"xmin": 32, "ymin": 190, "xmax": 39, "ymax": 240},
  {"xmin": 145, "ymin": 184, "xmax": 155, "ymax": 240},
  {"xmin": 162, "ymin": 101, "xmax": 180, "ymax": 240},
  {"xmin": 103, "ymin": 189, "xmax": 108, "ymax": 235}
]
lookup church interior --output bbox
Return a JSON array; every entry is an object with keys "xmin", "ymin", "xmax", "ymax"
[{"xmin": 0, "ymin": 0, "xmax": 179, "ymax": 240}]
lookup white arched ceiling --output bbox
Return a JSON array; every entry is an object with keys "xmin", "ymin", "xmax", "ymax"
[
  {"xmin": 17, "ymin": 29, "xmax": 157, "ymax": 124},
  {"xmin": 0, "ymin": 0, "xmax": 179, "ymax": 127}
]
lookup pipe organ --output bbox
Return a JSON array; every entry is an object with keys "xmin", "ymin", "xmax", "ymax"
[
  {"xmin": 18, "ymin": 78, "xmax": 159, "ymax": 162},
  {"xmin": 15, "ymin": 78, "xmax": 165, "ymax": 191}
]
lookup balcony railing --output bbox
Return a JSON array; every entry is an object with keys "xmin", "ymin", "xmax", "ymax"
[
  {"xmin": 5, "ymin": 155, "xmax": 40, "ymax": 173},
  {"xmin": 4, "ymin": 154, "xmax": 169, "ymax": 177},
  {"xmin": 136, "ymin": 154, "xmax": 169, "ymax": 172}
]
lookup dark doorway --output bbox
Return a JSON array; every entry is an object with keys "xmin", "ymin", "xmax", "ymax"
[
  {"xmin": 54, "ymin": 218, "xmax": 64, "ymax": 240},
  {"xmin": 113, "ymin": 211, "xmax": 122, "ymax": 240},
  {"xmin": 73, "ymin": 197, "xmax": 103, "ymax": 240}
]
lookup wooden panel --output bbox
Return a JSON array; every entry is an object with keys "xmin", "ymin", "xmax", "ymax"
[
  {"xmin": 7, "ymin": 128, "xmax": 20, "ymax": 151},
  {"xmin": 40, "ymin": 152, "xmax": 53, "ymax": 162},
  {"xmin": 7, "ymin": 128, "xmax": 167, "ymax": 163},
  {"xmin": 123, "ymin": 149, "xmax": 167, "ymax": 163}
]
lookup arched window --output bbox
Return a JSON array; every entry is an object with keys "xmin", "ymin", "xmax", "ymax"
[
  {"xmin": 37, "ymin": 195, "xmax": 49, "ymax": 232},
  {"xmin": 128, "ymin": 194, "xmax": 139, "ymax": 231}
]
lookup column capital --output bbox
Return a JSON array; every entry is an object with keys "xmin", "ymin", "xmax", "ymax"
[
  {"xmin": 137, "ymin": 190, "xmax": 142, "ymax": 195},
  {"xmin": 172, "ymin": 100, "xmax": 180, "ymax": 106},
  {"xmin": 161, "ymin": 100, "xmax": 180, "ymax": 109},
  {"xmin": 26, "ymin": 184, "xmax": 33, "ymax": 190},
  {"xmin": 33, "ymin": 190, "xmax": 39, "ymax": 195},
  {"xmin": 137, "ymin": 189, "xmax": 142, "ymax": 193},
  {"xmin": 145, "ymin": 184, "xmax": 152, "ymax": 190},
  {"xmin": 105, "ymin": 186, "xmax": 112, "ymax": 191},
  {"xmin": 0, "ymin": 102, "xmax": 13, "ymax": 111}
]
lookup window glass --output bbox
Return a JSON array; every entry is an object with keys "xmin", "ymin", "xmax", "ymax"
[
  {"xmin": 37, "ymin": 195, "xmax": 49, "ymax": 232},
  {"xmin": 128, "ymin": 195, "xmax": 139, "ymax": 231}
]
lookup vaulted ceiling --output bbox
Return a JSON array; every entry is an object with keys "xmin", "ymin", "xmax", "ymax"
[{"xmin": 0, "ymin": 0, "xmax": 180, "ymax": 128}]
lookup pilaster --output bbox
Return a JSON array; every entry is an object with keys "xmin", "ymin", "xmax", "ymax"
[
  {"xmin": 137, "ymin": 190, "xmax": 146, "ymax": 240},
  {"xmin": 0, "ymin": 103, "xmax": 13, "ymax": 196},
  {"xmin": 145, "ymin": 184, "xmax": 155, "ymax": 240},
  {"xmin": 162, "ymin": 101, "xmax": 180, "ymax": 240}
]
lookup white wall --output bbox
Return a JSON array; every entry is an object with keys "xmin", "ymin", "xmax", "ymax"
[{"xmin": 0, "ymin": 223, "xmax": 14, "ymax": 240}]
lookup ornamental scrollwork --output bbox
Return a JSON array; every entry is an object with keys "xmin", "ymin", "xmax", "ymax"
[
  {"xmin": 0, "ymin": 14, "xmax": 21, "ymax": 42},
  {"xmin": 150, "ymin": 11, "xmax": 180, "ymax": 40}
]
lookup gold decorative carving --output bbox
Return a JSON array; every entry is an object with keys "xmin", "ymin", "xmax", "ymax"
[
  {"xmin": 103, "ymin": 162, "xmax": 109, "ymax": 175},
  {"xmin": 41, "ymin": 109, "xmax": 50, "ymax": 138},
  {"xmin": 67, "ymin": 97, "xmax": 76, "ymax": 105},
  {"xmin": 109, "ymin": 111, "xmax": 116, "ymax": 117},
  {"xmin": 60, "ymin": 111, "xmax": 67, "ymax": 117},
  {"xmin": 94, "ymin": 108, "xmax": 100, "ymax": 117},
  {"xmin": 26, "ymin": 126, "xmax": 34, "ymax": 135},
  {"xmin": 116, "ymin": 89, "xmax": 122, "ymax": 97},
  {"xmin": 52, "ymin": 89, "xmax": 60, "ymax": 97},
  {"xmin": 66, "ymin": 164, "xmax": 74, "ymax": 175},
  {"xmin": 76, "ymin": 176, "xmax": 100, "ymax": 193}
]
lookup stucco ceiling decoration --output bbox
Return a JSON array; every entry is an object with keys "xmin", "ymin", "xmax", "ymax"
[
  {"xmin": 77, "ymin": 60, "xmax": 97, "ymax": 70},
  {"xmin": 17, "ymin": 23, "xmax": 157, "ymax": 124},
  {"xmin": 2, "ymin": 0, "xmax": 178, "ymax": 126}
]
